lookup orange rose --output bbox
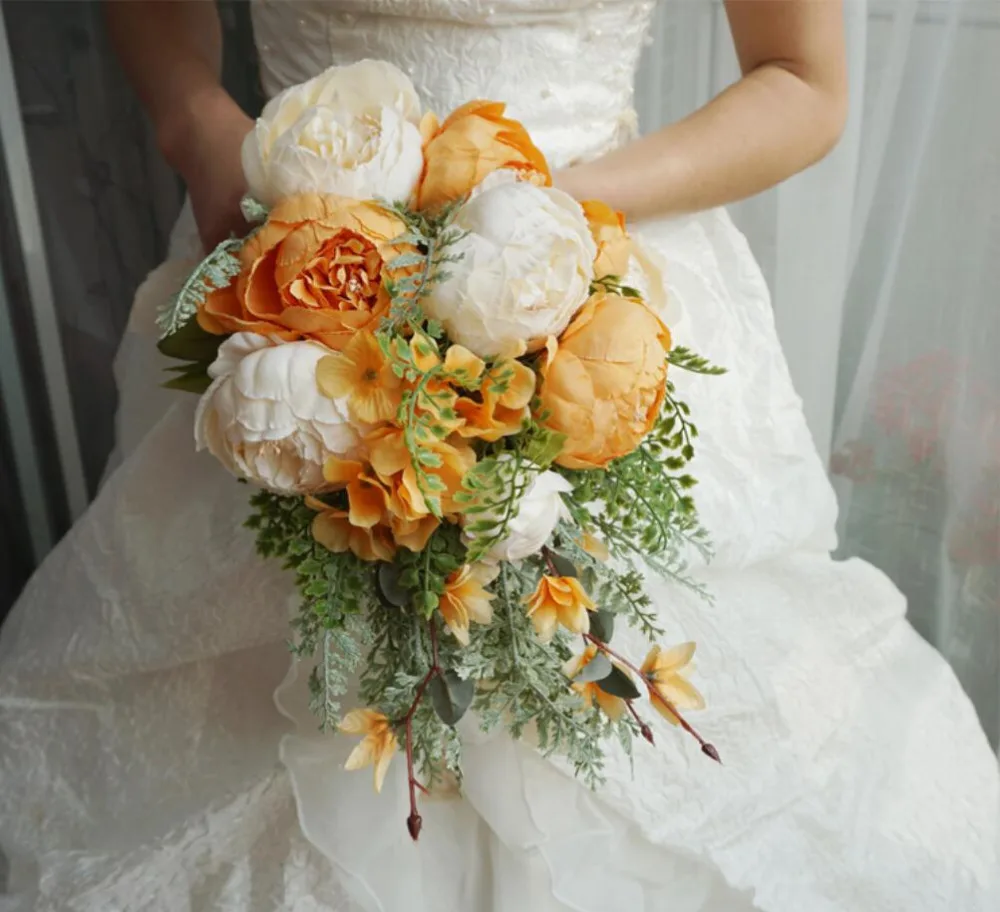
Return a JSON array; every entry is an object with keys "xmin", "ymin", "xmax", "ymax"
[
  {"xmin": 581, "ymin": 200, "xmax": 632, "ymax": 280},
  {"xmin": 198, "ymin": 194, "xmax": 408, "ymax": 351},
  {"xmin": 416, "ymin": 100, "xmax": 551, "ymax": 210},
  {"xmin": 536, "ymin": 291, "xmax": 671, "ymax": 469}
]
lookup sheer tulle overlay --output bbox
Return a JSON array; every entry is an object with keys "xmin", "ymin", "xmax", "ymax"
[{"xmin": 2, "ymin": 1, "xmax": 998, "ymax": 909}]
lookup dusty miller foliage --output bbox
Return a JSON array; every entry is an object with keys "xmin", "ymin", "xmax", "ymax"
[{"xmin": 156, "ymin": 236, "xmax": 246, "ymax": 338}]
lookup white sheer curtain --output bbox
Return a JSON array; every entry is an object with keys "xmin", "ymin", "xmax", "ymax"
[{"xmin": 638, "ymin": 0, "xmax": 999, "ymax": 749}]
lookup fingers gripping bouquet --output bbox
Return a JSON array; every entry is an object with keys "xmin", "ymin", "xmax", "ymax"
[{"xmin": 158, "ymin": 60, "xmax": 725, "ymax": 839}]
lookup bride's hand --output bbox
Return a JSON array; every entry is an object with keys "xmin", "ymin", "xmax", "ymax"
[{"xmin": 159, "ymin": 88, "xmax": 255, "ymax": 252}]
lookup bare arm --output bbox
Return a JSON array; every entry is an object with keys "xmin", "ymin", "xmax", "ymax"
[
  {"xmin": 555, "ymin": 0, "xmax": 848, "ymax": 221},
  {"xmin": 104, "ymin": 0, "xmax": 253, "ymax": 248}
]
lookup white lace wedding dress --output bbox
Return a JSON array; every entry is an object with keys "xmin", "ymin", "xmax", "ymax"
[{"xmin": 2, "ymin": 1, "xmax": 998, "ymax": 910}]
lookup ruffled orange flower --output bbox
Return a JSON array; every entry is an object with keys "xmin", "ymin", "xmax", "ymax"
[
  {"xmin": 455, "ymin": 359, "xmax": 536, "ymax": 441},
  {"xmin": 562, "ymin": 643, "xmax": 627, "ymax": 719},
  {"xmin": 316, "ymin": 331, "xmax": 402, "ymax": 424},
  {"xmin": 525, "ymin": 575, "xmax": 595, "ymax": 642},
  {"xmin": 581, "ymin": 200, "xmax": 632, "ymax": 280},
  {"xmin": 339, "ymin": 709, "xmax": 398, "ymax": 793},
  {"xmin": 405, "ymin": 337, "xmax": 485, "ymax": 434},
  {"xmin": 198, "ymin": 194, "xmax": 409, "ymax": 350},
  {"xmin": 640, "ymin": 643, "xmax": 705, "ymax": 725},
  {"xmin": 307, "ymin": 496, "xmax": 396, "ymax": 563},
  {"xmin": 416, "ymin": 100, "xmax": 551, "ymax": 210},
  {"xmin": 536, "ymin": 292, "xmax": 671, "ymax": 469},
  {"xmin": 321, "ymin": 452, "xmax": 439, "ymax": 554},
  {"xmin": 318, "ymin": 427, "xmax": 474, "ymax": 553},
  {"xmin": 439, "ymin": 563, "xmax": 498, "ymax": 645}
]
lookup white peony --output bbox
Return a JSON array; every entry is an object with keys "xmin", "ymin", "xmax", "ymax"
[
  {"xmin": 422, "ymin": 178, "xmax": 597, "ymax": 358},
  {"xmin": 241, "ymin": 59, "xmax": 425, "ymax": 206},
  {"xmin": 483, "ymin": 463, "xmax": 573, "ymax": 562},
  {"xmin": 195, "ymin": 334, "xmax": 362, "ymax": 494}
]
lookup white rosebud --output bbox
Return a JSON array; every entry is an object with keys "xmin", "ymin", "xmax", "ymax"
[
  {"xmin": 241, "ymin": 59, "xmax": 425, "ymax": 206},
  {"xmin": 195, "ymin": 334, "xmax": 362, "ymax": 494},
  {"xmin": 483, "ymin": 462, "xmax": 573, "ymax": 561},
  {"xmin": 422, "ymin": 179, "xmax": 597, "ymax": 358}
]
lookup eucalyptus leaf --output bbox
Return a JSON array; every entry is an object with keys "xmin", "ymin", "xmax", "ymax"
[
  {"xmin": 596, "ymin": 665, "xmax": 641, "ymax": 700},
  {"xmin": 157, "ymin": 318, "xmax": 224, "ymax": 364},
  {"xmin": 573, "ymin": 652, "xmax": 612, "ymax": 684},
  {"xmin": 429, "ymin": 670, "xmax": 475, "ymax": 725},
  {"xmin": 376, "ymin": 562, "xmax": 409, "ymax": 608},
  {"xmin": 545, "ymin": 550, "xmax": 578, "ymax": 579},
  {"xmin": 589, "ymin": 609, "xmax": 615, "ymax": 643},
  {"xmin": 162, "ymin": 371, "xmax": 213, "ymax": 394}
]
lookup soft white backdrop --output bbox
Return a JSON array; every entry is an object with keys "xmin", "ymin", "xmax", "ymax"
[{"xmin": 638, "ymin": 0, "xmax": 999, "ymax": 748}]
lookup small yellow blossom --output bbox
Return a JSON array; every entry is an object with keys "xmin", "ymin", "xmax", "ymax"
[
  {"xmin": 339, "ymin": 709, "xmax": 398, "ymax": 793},
  {"xmin": 439, "ymin": 563, "xmax": 498, "ymax": 645},
  {"xmin": 640, "ymin": 643, "xmax": 705, "ymax": 725},
  {"xmin": 525, "ymin": 575, "xmax": 595, "ymax": 641}
]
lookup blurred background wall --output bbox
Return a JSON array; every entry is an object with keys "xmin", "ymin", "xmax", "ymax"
[{"xmin": 1, "ymin": 0, "xmax": 996, "ymax": 748}]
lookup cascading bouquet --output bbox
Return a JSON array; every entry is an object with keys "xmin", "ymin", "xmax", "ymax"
[{"xmin": 157, "ymin": 60, "xmax": 724, "ymax": 839}]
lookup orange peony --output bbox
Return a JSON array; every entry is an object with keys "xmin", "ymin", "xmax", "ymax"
[
  {"xmin": 416, "ymin": 100, "xmax": 551, "ymax": 210},
  {"xmin": 581, "ymin": 200, "xmax": 632, "ymax": 280},
  {"xmin": 198, "ymin": 194, "xmax": 408, "ymax": 350},
  {"xmin": 536, "ymin": 291, "xmax": 671, "ymax": 469},
  {"xmin": 525, "ymin": 575, "xmax": 595, "ymax": 641}
]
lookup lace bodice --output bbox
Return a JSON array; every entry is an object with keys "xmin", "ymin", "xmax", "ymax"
[{"xmin": 251, "ymin": 0, "xmax": 657, "ymax": 168}]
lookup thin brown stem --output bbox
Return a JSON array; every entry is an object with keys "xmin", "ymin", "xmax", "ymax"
[
  {"xmin": 626, "ymin": 699, "xmax": 655, "ymax": 745},
  {"xmin": 400, "ymin": 621, "xmax": 441, "ymax": 840}
]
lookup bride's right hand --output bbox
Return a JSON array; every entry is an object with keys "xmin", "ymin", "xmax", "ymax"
[{"xmin": 158, "ymin": 88, "xmax": 255, "ymax": 252}]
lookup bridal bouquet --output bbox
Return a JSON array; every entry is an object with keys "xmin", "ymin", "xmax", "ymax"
[{"xmin": 157, "ymin": 60, "xmax": 723, "ymax": 838}]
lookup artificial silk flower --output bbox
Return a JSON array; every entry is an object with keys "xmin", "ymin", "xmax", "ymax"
[
  {"xmin": 421, "ymin": 180, "xmax": 596, "ymax": 358},
  {"xmin": 199, "ymin": 194, "xmax": 408, "ymax": 351},
  {"xmin": 581, "ymin": 199, "xmax": 632, "ymax": 280},
  {"xmin": 640, "ymin": 643, "xmax": 705, "ymax": 725},
  {"xmin": 416, "ymin": 99, "xmax": 551, "ymax": 210},
  {"xmin": 317, "ymin": 331, "xmax": 403, "ymax": 425},
  {"xmin": 194, "ymin": 334, "xmax": 362, "ymax": 495},
  {"xmin": 537, "ymin": 291, "xmax": 671, "ymax": 469},
  {"xmin": 307, "ymin": 496, "xmax": 397, "ymax": 563},
  {"xmin": 525, "ymin": 575, "xmax": 595, "ymax": 642},
  {"xmin": 242, "ymin": 60, "xmax": 425, "ymax": 206},
  {"xmin": 482, "ymin": 463, "xmax": 572, "ymax": 561},
  {"xmin": 339, "ymin": 708, "xmax": 399, "ymax": 793},
  {"xmin": 439, "ymin": 563, "xmax": 499, "ymax": 645},
  {"xmin": 455, "ymin": 359, "xmax": 536, "ymax": 442}
]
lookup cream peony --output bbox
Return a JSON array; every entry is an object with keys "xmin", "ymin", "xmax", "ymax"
[
  {"xmin": 422, "ymin": 178, "xmax": 597, "ymax": 358},
  {"xmin": 195, "ymin": 334, "xmax": 362, "ymax": 494},
  {"xmin": 241, "ymin": 60, "xmax": 425, "ymax": 206},
  {"xmin": 482, "ymin": 462, "xmax": 573, "ymax": 561}
]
